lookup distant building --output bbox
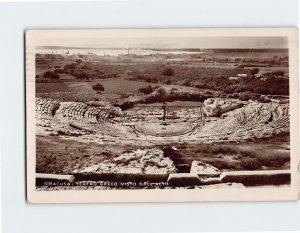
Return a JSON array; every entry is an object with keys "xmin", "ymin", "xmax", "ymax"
[
  {"xmin": 229, "ymin": 76, "xmax": 240, "ymax": 80},
  {"xmin": 237, "ymin": 73, "xmax": 248, "ymax": 77},
  {"xmin": 261, "ymin": 77, "xmax": 268, "ymax": 81},
  {"xmin": 254, "ymin": 74, "xmax": 262, "ymax": 78}
]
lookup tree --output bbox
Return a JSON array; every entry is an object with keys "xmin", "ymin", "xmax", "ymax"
[
  {"xmin": 183, "ymin": 79, "xmax": 192, "ymax": 87},
  {"xmin": 43, "ymin": 71, "xmax": 60, "ymax": 79},
  {"xmin": 165, "ymin": 79, "xmax": 172, "ymax": 85},
  {"xmin": 161, "ymin": 67, "xmax": 174, "ymax": 76},
  {"xmin": 250, "ymin": 68, "xmax": 259, "ymax": 75},
  {"xmin": 92, "ymin": 83, "xmax": 105, "ymax": 93},
  {"xmin": 73, "ymin": 69, "xmax": 89, "ymax": 80},
  {"xmin": 76, "ymin": 59, "xmax": 83, "ymax": 65},
  {"xmin": 63, "ymin": 63, "xmax": 77, "ymax": 74},
  {"xmin": 272, "ymin": 70, "xmax": 285, "ymax": 76}
]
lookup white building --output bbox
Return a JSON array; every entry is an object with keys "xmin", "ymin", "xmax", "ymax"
[{"xmin": 237, "ymin": 73, "xmax": 248, "ymax": 78}]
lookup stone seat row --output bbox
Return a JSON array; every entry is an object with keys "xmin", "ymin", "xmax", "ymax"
[
  {"xmin": 36, "ymin": 99, "xmax": 126, "ymax": 130},
  {"xmin": 35, "ymin": 98, "xmax": 60, "ymax": 116},
  {"xmin": 200, "ymin": 102, "xmax": 289, "ymax": 137}
]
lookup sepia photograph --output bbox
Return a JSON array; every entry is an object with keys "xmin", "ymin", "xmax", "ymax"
[{"xmin": 26, "ymin": 28, "xmax": 299, "ymax": 203}]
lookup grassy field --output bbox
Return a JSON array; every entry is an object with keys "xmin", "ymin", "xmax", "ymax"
[
  {"xmin": 36, "ymin": 132, "xmax": 290, "ymax": 174},
  {"xmin": 169, "ymin": 132, "xmax": 289, "ymax": 171},
  {"xmin": 90, "ymin": 78, "xmax": 156, "ymax": 94},
  {"xmin": 36, "ymin": 77, "xmax": 158, "ymax": 103},
  {"xmin": 36, "ymin": 82, "xmax": 72, "ymax": 93},
  {"xmin": 36, "ymin": 78, "xmax": 155, "ymax": 94},
  {"xmin": 36, "ymin": 136, "xmax": 139, "ymax": 174}
]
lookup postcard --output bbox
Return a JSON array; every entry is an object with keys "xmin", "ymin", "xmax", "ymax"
[{"xmin": 26, "ymin": 28, "xmax": 299, "ymax": 203}]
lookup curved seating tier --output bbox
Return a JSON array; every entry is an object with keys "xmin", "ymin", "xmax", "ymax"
[
  {"xmin": 36, "ymin": 98, "xmax": 60, "ymax": 116},
  {"xmin": 199, "ymin": 102, "xmax": 289, "ymax": 140},
  {"xmin": 36, "ymin": 99, "xmax": 127, "ymax": 132},
  {"xmin": 35, "ymin": 98, "xmax": 290, "ymax": 142}
]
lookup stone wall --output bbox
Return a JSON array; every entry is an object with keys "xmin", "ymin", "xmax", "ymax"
[{"xmin": 203, "ymin": 98, "xmax": 244, "ymax": 117}]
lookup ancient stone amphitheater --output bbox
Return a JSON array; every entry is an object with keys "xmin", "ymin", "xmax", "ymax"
[{"xmin": 35, "ymin": 97, "xmax": 290, "ymax": 144}]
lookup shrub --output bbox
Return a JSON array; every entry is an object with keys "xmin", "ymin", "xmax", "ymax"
[
  {"xmin": 157, "ymin": 87, "xmax": 167, "ymax": 99},
  {"xmin": 204, "ymin": 91, "xmax": 213, "ymax": 96},
  {"xmin": 73, "ymin": 70, "xmax": 89, "ymax": 80},
  {"xmin": 272, "ymin": 70, "xmax": 285, "ymax": 76},
  {"xmin": 183, "ymin": 79, "xmax": 192, "ymax": 87},
  {"xmin": 239, "ymin": 92, "xmax": 252, "ymax": 101},
  {"xmin": 92, "ymin": 83, "xmax": 105, "ymax": 92},
  {"xmin": 117, "ymin": 101, "xmax": 134, "ymax": 111},
  {"xmin": 64, "ymin": 63, "xmax": 77, "ymax": 71},
  {"xmin": 43, "ymin": 71, "xmax": 60, "ymax": 79},
  {"xmin": 194, "ymin": 82, "xmax": 207, "ymax": 89},
  {"xmin": 165, "ymin": 79, "xmax": 172, "ymax": 85},
  {"xmin": 144, "ymin": 76, "xmax": 153, "ymax": 83},
  {"xmin": 250, "ymin": 68, "xmax": 259, "ymax": 75},
  {"xmin": 139, "ymin": 85, "xmax": 153, "ymax": 94},
  {"xmin": 55, "ymin": 68, "xmax": 64, "ymax": 74},
  {"xmin": 76, "ymin": 59, "xmax": 83, "ymax": 65},
  {"xmin": 36, "ymin": 58, "xmax": 48, "ymax": 64},
  {"xmin": 161, "ymin": 67, "xmax": 174, "ymax": 76},
  {"xmin": 240, "ymin": 157, "xmax": 262, "ymax": 170}
]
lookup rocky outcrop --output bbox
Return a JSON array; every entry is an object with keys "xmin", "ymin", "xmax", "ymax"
[
  {"xmin": 86, "ymin": 101, "xmax": 123, "ymax": 117},
  {"xmin": 86, "ymin": 100, "xmax": 111, "ymax": 108},
  {"xmin": 73, "ymin": 148, "xmax": 177, "ymax": 174},
  {"xmin": 190, "ymin": 161, "xmax": 221, "ymax": 177},
  {"xmin": 203, "ymin": 98, "xmax": 244, "ymax": 117}
]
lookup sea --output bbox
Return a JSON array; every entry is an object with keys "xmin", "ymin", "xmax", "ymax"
[{"xmin": 36, "ymin": 48, "xmax": 206, "ymax": 56}]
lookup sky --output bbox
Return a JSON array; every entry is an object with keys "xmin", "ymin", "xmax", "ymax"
[{"xmin": 37, "ymin": 37, "xmax": 288, "ymax": 49}]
